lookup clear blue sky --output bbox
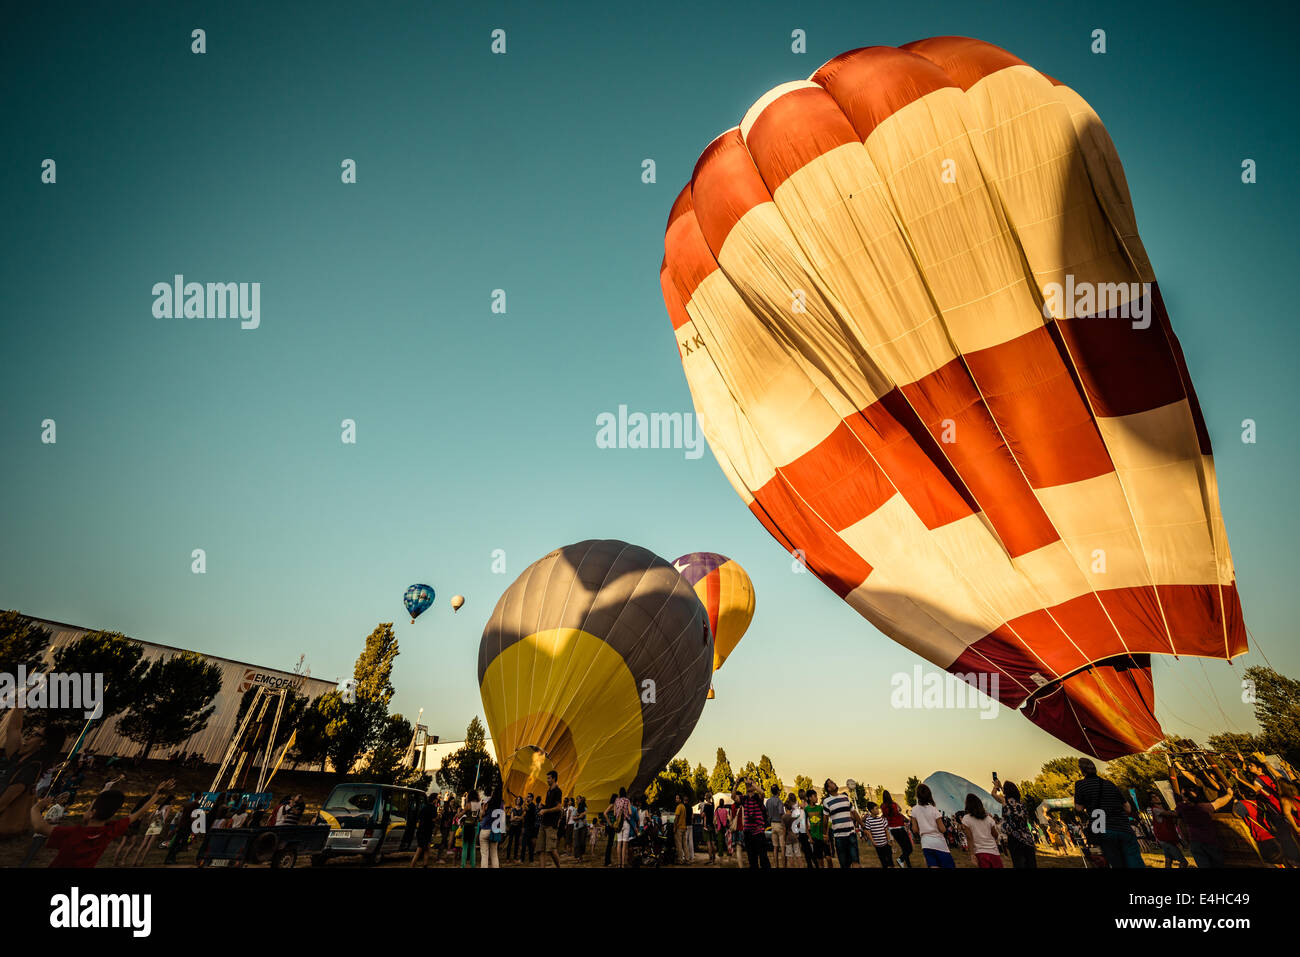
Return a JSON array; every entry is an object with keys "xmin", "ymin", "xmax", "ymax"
[{"xmin": 2, "ymin": 0, "xmax": 1296, "ymax": 793}]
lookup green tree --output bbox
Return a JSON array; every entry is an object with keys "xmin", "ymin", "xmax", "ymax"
[
  {"xmin": 319, "ymin": 691, "xmax": 387, "ymax": 776},
  {"xmin": 756, "ymin": 754, "xmax": 781, "ymax": 796},
  {"xmin": 362, "ymin": 713, "xmax": 417, "ymax": 785},
  {"xmin": 904, "ymin": 775, "xmax": 920, "ymax": 806},
  {"xmin": 117, "ymin": 652, "xmax": 223, "ymax": 760},
  {"xmin": 1020, "ymin": 753, "xmax": 1083, "ymax": 805},
  {"xmin": 287, "ymin": 695, "xmax": 331, "ymax": 770},
  {"xmin": 646, "ymin": 758, "xmax": 695, "ymax": 808},
  {"xmin": 0, "ymin": 610, "xmax": 51, "ymax": 677},
  {"xmin": 437, "ymin": 717, "xmax": 498, "ymax": 795},
  {"xmin": 232, "ymin": 685, "xmax": 310, "ymax": 770},
  {"xmin": 234, "ymin": 684, "xmax": 309, "ymax": 728},
  {"xmin": 1040, "ymin": 756, "xmax": 1082, "ymax": 778},
  {"xmin": 1245, "ymin": 666, "xmax": 1300, "ymax": 761},
  {"xmin": 354, "ymin": 623, "xmax": 399, "ymax": 706},
  {"xmin": 1106, "ymin": 735, "xmax": 1199, "ymax": 800},
  {"xmin": 320, "ymin": 623, "xmax": 407, "ymax": 776},
  {"xmin": 1207, "ymin": 731, "xmax": 1267, "ymax": 756},
  {"xmin": 794, "ymin": 774, "xmax": 814, "ymax": 796},
  {"xmin": 1019, "ymin": 772, "xmax": 1070, "ymax": 802},
  {"xmin": 709, "ymin": 747, "xmax": 735, "ymax": 795},
  {"xmin": 46, "ymin": 631, "xmax": 147, "ymax": 730},
  {"xmin": 692, "ymin": 762, "xmax": 710, "ymax": 799}
]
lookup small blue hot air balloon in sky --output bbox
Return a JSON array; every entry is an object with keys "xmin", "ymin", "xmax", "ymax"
[{"xmin": 404, "ymin": 584, "xmax": 435, "ymax": 623}]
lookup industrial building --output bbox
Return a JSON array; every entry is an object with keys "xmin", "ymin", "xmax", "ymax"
[{"xmin": 30, "ymin": 616, "xmax": 338, "ymax": 764}]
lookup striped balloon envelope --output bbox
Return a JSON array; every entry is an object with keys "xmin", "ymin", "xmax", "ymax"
[
  {"xmin": 671, "ymin": 552, "xmax": 756, "ymax": 694},
  {"xmin": 660, "ymin": 37, "xmax": 1246, "ymax": 759},
  {"xmin": 479, "ymin": 541, "xmax": 712, "ymax": 801}
]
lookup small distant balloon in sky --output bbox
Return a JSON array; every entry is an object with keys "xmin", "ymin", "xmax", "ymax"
[{"xmin": 404, "ymin": 584, "xmax": 435, "ymax": 623}]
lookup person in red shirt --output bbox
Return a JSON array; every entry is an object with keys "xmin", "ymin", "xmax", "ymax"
[
  {"xmin": 1147, "ymin": 794, "xmax": 1187, "ymax": 867},
  {"xmin": 880, "ymin": 789, "xmax": 913, "ymax": 868},
  {"xmin": 30, "ymin": 777, "xmax": 175, "ymax": 868}
]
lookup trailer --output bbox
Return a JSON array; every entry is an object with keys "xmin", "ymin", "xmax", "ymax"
[{"xmin": 201, "ymin": 825, "xmax": 331, "ymax": 869}]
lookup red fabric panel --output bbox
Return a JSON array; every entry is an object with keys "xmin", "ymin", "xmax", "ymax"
[
  {"xmin": 1022, "ymin": 659, "xmax": 1163, "ymax": 759},
  {"xmin": 749, "ymin": 483, "xmax": 871, "ymax": 598},
  {"xmin": 901, "ymin": 36, "xmax": 1030, "ymax": 91},
  {"xmin": 812, "ymin": 46, "xmax": 956, "ymax": 139},
  {"xmin": 902, "ymin": 358, "xmax": 1060, "ymax": 556},
  {"xmin": 963, "ymin": 325, "xmax": 1114, "ymax": 487},
  {"xmin": 744, "ymin": 86, "xmax": 859, "ymax": 192}
]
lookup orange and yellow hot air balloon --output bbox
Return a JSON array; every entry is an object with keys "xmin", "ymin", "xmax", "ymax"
[{"xmin": 672, "ymin": 552, "xmax": 755, "ymax": 698}]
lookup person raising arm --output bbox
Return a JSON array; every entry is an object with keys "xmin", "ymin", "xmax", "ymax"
[{"xmin": 30, "ymin": 777, "xmax": 176, "ymax": 868}]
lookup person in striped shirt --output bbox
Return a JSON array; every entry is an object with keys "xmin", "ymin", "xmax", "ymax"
[
  {"xmin": 822, "ymin": 780, "xmax": 861, "ymax": 868},
  {"xmin": 863, "ymin": 802, "xmax": 894, "ymax": 867},
  {"xmin": 738, "ymin": 778, "xmax": 771, "ymax": 869}
]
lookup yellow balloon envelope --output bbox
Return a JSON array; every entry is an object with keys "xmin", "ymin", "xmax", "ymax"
[{"xmin": 479, "ymin": 540, "xmax": 712, "ymax": 802}]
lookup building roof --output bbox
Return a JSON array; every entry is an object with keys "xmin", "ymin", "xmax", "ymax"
[{"xmin": 28, "ymin": 614, "xmax": 340, "ymax": 686}]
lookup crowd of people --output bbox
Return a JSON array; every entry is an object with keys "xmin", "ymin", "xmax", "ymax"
[
  {"xmin": 397, "ymin": 751, "xmax": 1300, "ymax": 871},
  {"xmin": 4, "ymin": 689, "xmax": 1298, "ymax": 870}
]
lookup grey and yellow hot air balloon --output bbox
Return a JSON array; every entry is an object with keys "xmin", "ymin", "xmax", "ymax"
[{"xmin": 479, "ymin": 540, "xmax": 713, "ymax": 802}]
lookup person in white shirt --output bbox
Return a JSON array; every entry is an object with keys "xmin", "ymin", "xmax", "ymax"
[
  {"xmin": 43, "ymin": 796, "xmax": 68, "ymax": 824},
  {"xmin": 684, "ymin": 799, "xmax": 695, "ymax": 861},
  {"xmin": 788, "ymin": 794, "xmax": 812, "ymax": 867},
  {"xmin": 960, "ymin": 793, "xmax": 1003, "ymax": 868},
  {"xmin": 909, "ymin": 784, "xmax": 955, "ymax": 868},
  {"xmin": 131, "ymin": 800, "xmax": 175, "ymax": 867},
  {"xmin": 34, "ymin": 768, "xmax": 55, "ymax": 798}
]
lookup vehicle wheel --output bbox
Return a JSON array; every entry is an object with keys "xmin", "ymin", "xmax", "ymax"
[
  {"xmin": 250, "ymin": 831, "xmax": 279, "ymax": 865},
  {"xmin": 271, "ymin": 846, "xmax": 298, "ymax": 869}
]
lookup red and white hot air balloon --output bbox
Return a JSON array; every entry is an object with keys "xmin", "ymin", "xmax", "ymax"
[{"xmin": 660, "ymin": 37, "xmax": 1245, "ymax": 759}]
